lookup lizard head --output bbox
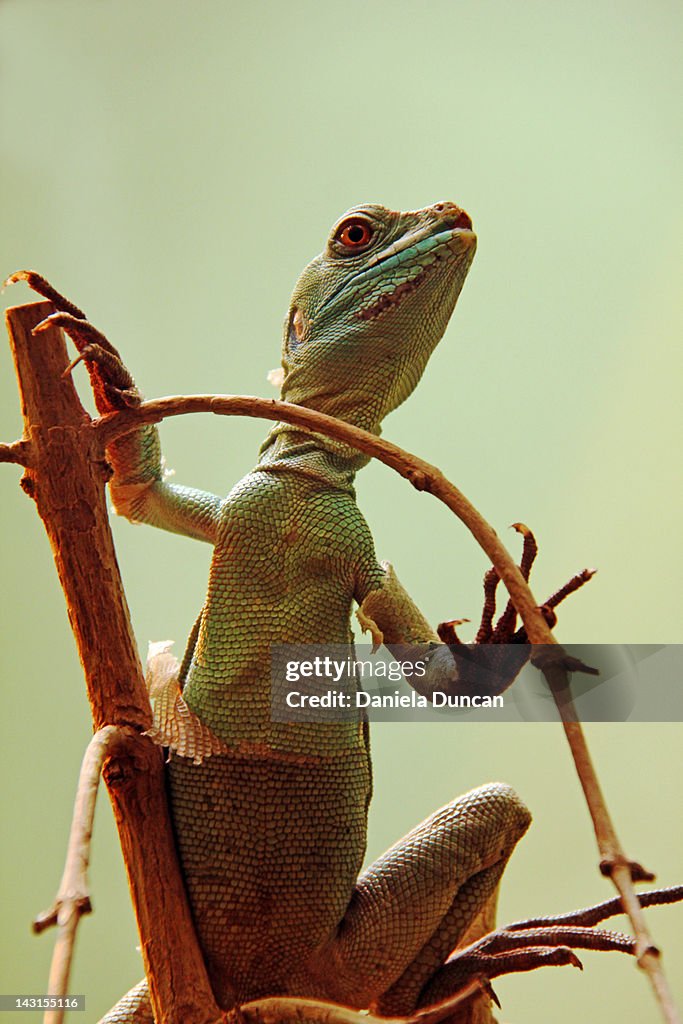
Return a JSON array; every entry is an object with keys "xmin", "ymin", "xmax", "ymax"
[{"xmin": 279, "ymin": 202, "xmax": 476, "ymax": 433}]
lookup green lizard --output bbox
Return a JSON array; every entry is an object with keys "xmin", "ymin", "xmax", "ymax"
[{"xmin": 17, "ymin": 203, "xmax": 562, "ymax": 1022}]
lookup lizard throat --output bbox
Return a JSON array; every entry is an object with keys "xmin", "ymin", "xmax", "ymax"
[{"xmin": 354, "ymin": 258, "xmax": 439, "ymax": 322}]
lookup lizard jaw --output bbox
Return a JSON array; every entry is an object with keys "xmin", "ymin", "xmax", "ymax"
[
  {"xmin": 355, "ymin": 231, "xmax": 476, "ymax": 323},
  {"xmin": 355, "ymin": 257, "xmax": 441, "ymax": 322}
]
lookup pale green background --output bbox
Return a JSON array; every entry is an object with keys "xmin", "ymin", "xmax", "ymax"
[{"xmin": 1, "ymin": 2, "xmax": 681, "ymax": 1022}]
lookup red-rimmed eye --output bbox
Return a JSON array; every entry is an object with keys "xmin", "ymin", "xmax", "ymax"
[{"xmin": 336, "ymin": 219, "xmax": 374, "ymax": 250}]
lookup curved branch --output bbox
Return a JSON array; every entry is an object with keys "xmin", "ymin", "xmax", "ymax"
[{"xmin": 96, "ymin": 395, "xmax": 555, "ymax": 646}]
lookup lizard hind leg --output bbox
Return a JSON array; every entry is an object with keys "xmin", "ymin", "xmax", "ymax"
[{"xmin": 316, "ymin": 782, "xmax": 530, "ymax": 1017}]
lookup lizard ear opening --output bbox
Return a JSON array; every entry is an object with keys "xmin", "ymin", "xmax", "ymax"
[{"xmin": 287, "ymin": 307, "xmax": 308, "ymax": 353}]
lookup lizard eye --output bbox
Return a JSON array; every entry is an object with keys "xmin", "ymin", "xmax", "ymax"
[{"xmin": 335, "ymin": 218, "xmax": 374, "ymax": 251}]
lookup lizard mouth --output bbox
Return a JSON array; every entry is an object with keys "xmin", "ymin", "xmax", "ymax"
[
  {"xmin": 355, "ymin": 226, "xmax": 475, "ymax": 322},
  {"xmin": 450, "ymin": 209, "xmax": 473, "ymax": 231},
  {"xmin": 355, "ymin": 258, "xmax": 442, "ymax": 322}
]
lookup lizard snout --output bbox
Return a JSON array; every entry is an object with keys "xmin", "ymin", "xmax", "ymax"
[{"xmin": 430, "ymin": 201, "xmax": 473, "ymax": 231}]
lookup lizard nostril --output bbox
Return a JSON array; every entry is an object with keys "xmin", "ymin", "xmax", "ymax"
[
  {"xmin": 454, "ymin": 209, "xmax": 472, "ymax": 230},
  {"xmin": 432, "ymin": 202, "xmax": 473, "ymax": 231}
]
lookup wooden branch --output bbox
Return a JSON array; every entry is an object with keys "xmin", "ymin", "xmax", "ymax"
[
  {"xmin": 541, "ymin": 669, "xmax": 679, "ymax": 1022},
  {"xmin": 4, "ymin": 303, "xmax": 220, "ymax": 1024},
  {"xmin": 96, "ymin": 392, "xmax": 681, "ymax": 1024}
]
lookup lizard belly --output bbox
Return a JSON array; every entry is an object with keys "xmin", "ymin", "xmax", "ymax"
[
  {"xmin": 165, "ymin": 470, "xmax": 375, "ymax": 1003},
  {"xmin": 180, "ymin": 469, "xmax": 367, "ymax": 753},
  {"xmin": 167, "ymin": 747, "xmax": 371, "ymax": 1005}
]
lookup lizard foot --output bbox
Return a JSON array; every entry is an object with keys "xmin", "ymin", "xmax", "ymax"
[
  {"xmin": 418, "ymin": 885, "xmax": 683, "ymax": 1010},
  {"xmin": 6, "ymin": 271, "xmax": 140, "ymax": 412},
  {"xmin": 436, "ymin": 525, "xmax": 596, "ymax": 696}
]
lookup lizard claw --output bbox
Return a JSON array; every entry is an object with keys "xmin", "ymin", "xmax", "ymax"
[
  {"xmin": 438, "ymin": 526, "xmax": 596, "ymax": 697},
  {"xmin": 33, "ymin": 312, "xmax": 75, "ymax": 335},
  {"xmin": 477, "ymin": 525, "xmax": 593, "ymax": 646},
  {"xmin": 417, "ymin": 883, "xmax": 683, "ymax": 1011},
  {"xmin": 27, "ymin": 302, "xmax": 141, "ymax": 412},
  {"xmin": 4, "ymin": 270, "xmax": 87, "ymax": 318},
  {"xmin": 419, "ymin": 936, "xmax": 586, "ymax": 1009},
  {"xmin": 60, "ymin": 345, "xmax": 141, "ymax": 406},
  {"xmin": 436, "ymin": 618, "xmax": 470, "ymax": 645},
  {"xmin": 3, "ymin": 269, "xmax": 38, "ymax": 292},
  {"xmin": 480, "ymin": 980, "xmax": 501, "ymax": 1009},
  {"xmin": 5, "ymin": 271, "xmax": 141, "ymax": 412},
  {"xmin": 418, "ymin": 890, "xmax": 667, "ymax": 1011}
]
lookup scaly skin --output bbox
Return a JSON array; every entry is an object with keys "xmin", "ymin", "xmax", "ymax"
[{"xmin": 20, "ymin": 205, "xmax": 533, "ymax": 1022}]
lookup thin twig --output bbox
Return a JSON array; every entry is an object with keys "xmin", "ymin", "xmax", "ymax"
[
  {"xmin": 35, "ymin": 728, "xmax": 120, "ymax": 1024},
  {"xmin": 95, "ymin": 393, "xmax": 682, "ymax": 1024},
  {"xmin": 34, "ymin": 727, "xmax": 116, "ymax": 936}
]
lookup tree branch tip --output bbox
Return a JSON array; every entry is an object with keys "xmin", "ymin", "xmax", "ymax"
[
  {"xmin": 600, "ymin": 858, "xmax": 656, "ymax": 883},
  {"xmin": 568, "ymin": 656, "xmax": 600, "ymax": 677},
  {"xmin": 32, "ymin": 908, "xmax": 58, "ymax": 934},
  {"xmin": 531, "ymin": 646, "xmax": 599, "ymax": 678},
  {"xmin": 32, "ymin": 896, "xmax": 92, "ymax": 935},
  {"xmin": 639, "ymin": 944, "xmax": 661, "ymax": 962},
  {"xmin": 0, "ymin": 441, "xmax": 30, "ymax": 467}
]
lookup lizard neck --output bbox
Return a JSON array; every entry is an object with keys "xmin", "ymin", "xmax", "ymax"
[{"xmin": 257, "ymin": 426, "xmax": 369, "ymax": 491}]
